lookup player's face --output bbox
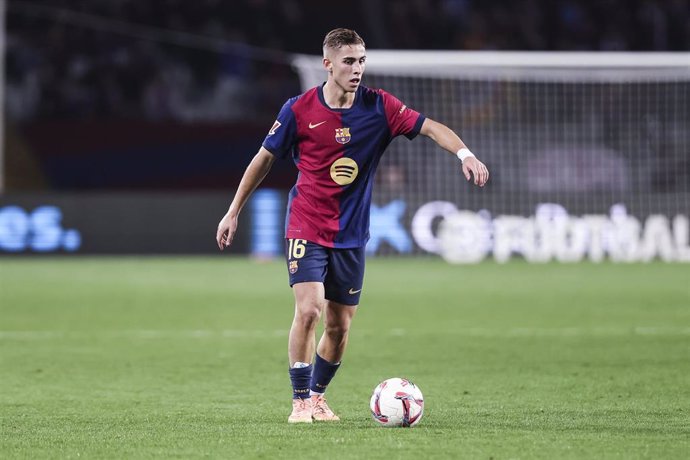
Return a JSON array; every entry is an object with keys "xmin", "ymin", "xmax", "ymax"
[{"xmin": 324, "ymin": 44, "xmax": 366, "ymax": 93}]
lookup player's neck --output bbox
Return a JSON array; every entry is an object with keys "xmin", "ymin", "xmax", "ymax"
[{"xmin": 322, "ymin": 81, "xmax": 356, "ymax": 109}]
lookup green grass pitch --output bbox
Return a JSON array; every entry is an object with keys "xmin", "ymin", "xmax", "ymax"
[{"xmin": 1, "ymin": 257, "xmax": 688, "ymax": 459}]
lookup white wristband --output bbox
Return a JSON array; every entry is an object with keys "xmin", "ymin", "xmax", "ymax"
[{"xmin": 456, "ymin": 148, "xmax": 475, "ymax": 162}]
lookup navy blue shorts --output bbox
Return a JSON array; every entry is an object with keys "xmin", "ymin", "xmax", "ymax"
[{"xmin": 285, "ymin": 239, "xmax": 365, "ymax": 306}]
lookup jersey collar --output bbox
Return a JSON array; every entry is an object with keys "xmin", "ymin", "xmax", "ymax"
[{"xmin": 317, "ymin": 83, "xmax": 360, "ymax": 112}]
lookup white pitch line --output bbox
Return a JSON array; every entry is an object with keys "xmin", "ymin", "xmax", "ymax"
[
  {"xmin": 0, "ymin": 327, "xmax": 688, "ymax": 340},
  {"xmin": 447, "ymin": 327, "xmax": 690, "ymax": 337},
  {"xmin": 0, "ymin": 329, "xmax": 290, "ymax": 340}
]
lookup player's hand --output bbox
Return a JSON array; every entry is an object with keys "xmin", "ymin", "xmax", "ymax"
[
  {"xmin": 216, "ymin": 212, "xmax": 238, "ymax": 250},
  {"xmin": 462, "ymin": 157, "xmax": 489, "ymax": 187}
]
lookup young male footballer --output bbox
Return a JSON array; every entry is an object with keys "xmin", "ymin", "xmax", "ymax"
[{"xmin": 216, "ymin": 28, "xmax": 489, "ymax": 423}]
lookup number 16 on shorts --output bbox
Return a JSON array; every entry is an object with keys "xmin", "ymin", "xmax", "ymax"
[
  {"xmin": 287, "ymin": 239, "xmax": 307, "ymax": 259},
  {"xmin": 287, "ymin": 239, "xmax": 307, "ymax": 275}
]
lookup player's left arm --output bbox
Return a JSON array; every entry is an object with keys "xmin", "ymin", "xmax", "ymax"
[{"xmin": 419, "ymin": 118, "xmax": 489, "ymax": 187}]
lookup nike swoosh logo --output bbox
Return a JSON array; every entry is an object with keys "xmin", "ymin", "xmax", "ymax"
[
  {"xmin": 309, "ymin": 121, "xmax": 326, "ymax": 129},
  {"xmin": 348, "ymin": 288, "xmax": 362, "ymax": 295}
]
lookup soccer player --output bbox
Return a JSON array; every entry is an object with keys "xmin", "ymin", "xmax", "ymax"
[{"xmin": 216, "ymin": 28, "xmax": 489, "ymax": 423}]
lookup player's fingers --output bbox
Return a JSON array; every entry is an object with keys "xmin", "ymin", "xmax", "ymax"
[
  {"xmin": 475, "ymin": 164, "xmax": 487, "ymax": 186},
  {"xmin": 478, "ymin": 166, "xmax": 486, "ymax": 186},
  {"xmin": 224, "ymin": 229, "xmax": 236, "ymax": 249},
  {"xmin": 462, "ymin": 163, "xmax": 471, "ymax": 181},
  {"xmin": 216, "ymin": 228, "xmax": 227, "ymax": 250}
]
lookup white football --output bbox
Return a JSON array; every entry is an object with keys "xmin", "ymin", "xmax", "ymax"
[{"xmin": 370, "ymin": 377, "xmax": 424, "ymax": 427}]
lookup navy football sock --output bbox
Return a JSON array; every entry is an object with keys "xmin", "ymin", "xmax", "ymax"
[
  {"xmin": 310, "ymin": 353, "xmax": 341, "ymax": 395},
  {"xmin": 289, "ymin": 364, "xmax": 312, "ymax": 399}
]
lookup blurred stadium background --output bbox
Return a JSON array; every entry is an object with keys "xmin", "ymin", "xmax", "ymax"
[
  {"xmin": 2, "ymin": 2, "xmax": 689, "ymax": 458},
  {"xmin": 1, "ymin": 0, "xmax": 688, "ymax": 260}
]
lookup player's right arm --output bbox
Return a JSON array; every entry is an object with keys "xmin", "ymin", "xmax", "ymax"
[
  {"xmin": 216, "ymin": 147, "xmax": 276, "ymax": 250},
  {"xmin": 217, "ymin": 96, "xmax": 297, "ymax": 250}
]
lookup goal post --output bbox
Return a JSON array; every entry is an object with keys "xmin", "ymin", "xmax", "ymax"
[
  {"xmin": 291, "ymin": 51, "xmax": 690, "ymax": 263},
  {"xmin": 293, "ymin": 51, "xmax": 690, "ymax": 84}
]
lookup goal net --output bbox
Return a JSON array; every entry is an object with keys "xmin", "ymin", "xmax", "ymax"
[{"xmin": 292, "ymin": 52, "xmax": 690, "ymax": 263}]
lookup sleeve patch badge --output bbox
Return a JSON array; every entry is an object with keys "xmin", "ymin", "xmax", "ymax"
[{"xmin": 268, "ymin": 120, "xmax": 282, "ymax": 136}]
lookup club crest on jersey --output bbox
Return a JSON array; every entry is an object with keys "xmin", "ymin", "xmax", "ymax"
[
  {"xmin": 330, "ymin": 157, "xmax": 359, "ymax": 185},
  {"xmin": 289, "ymin": 260, "xmax": 299, "ymax": 274},
  {"xmin": 335, "ymin": 127, "xmax": 351, "ymax": 144}
]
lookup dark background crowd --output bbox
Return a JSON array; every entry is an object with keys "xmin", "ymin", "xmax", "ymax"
[{"xmin": 6, "ymin": 0, "xmax": 689, "ymax": 122}]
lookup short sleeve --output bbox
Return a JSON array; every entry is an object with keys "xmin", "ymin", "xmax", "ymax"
[
  {"xmin": 380, "ymin": 90, "xmax": 425, "ymax": 140},
  {"xmin": 262, "ymin": 98, "xmax": 298, "ymax": 159}
]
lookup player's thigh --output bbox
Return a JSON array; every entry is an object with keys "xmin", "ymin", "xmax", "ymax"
[
  {"xmin": 293, "ymin": 282, "xmax": 326, "ymax": 314},
  {"xmin": 285, "ymin": 239, "xmax": 328, "ymax": 311},
  {"xmin": 323, "ymin": 246, "xmax": 366, "ymax": 306}
]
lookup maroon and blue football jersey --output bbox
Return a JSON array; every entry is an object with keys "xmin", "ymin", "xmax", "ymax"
[{"xmin": 262, "ymin": 84, "xmax": 425, "ymax": 248}]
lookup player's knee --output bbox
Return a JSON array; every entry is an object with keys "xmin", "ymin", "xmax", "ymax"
[
  {"xmin": 324, "ymin": 322, "xmax": 349, "ymax": 341},
  {"xmin": 295, "ymin": 304, "xmax": 322, "ymax": 329}
]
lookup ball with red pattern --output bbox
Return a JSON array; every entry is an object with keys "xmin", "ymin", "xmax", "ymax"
[{"xmin": 370, "ymin": 377, "xmax": 424, "ymax": 427}]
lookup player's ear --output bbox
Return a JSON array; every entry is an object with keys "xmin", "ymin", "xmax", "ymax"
[{"xmin": 323, "ymin": 57, "xmax": 333, "ymax": 73}]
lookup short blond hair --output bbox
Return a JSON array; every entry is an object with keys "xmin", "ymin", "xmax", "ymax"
[{"xmin": 322, "ymin": 28, "xmax": 366, "ymax": 54}]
